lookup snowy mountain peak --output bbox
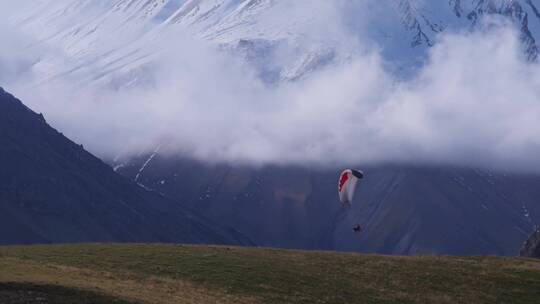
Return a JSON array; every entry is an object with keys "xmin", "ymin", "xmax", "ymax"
[{"xmin": 6, "ymin": 0, "xmax": 540, "ymax": 88}]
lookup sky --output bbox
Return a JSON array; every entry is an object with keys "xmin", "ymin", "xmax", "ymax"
[{"xmin": 1, "ymin": 0, "xmax": 540, "ymax": 172}]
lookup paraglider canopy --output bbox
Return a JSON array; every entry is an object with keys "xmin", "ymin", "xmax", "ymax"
[{"xmin": 338, "ymin": 169, "xmax": 364, "ymax": 205}]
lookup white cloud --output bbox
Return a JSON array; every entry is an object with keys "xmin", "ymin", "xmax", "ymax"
[{"xmin": 2, "ymin": 1, "xmax": 540, "ymax": 172}]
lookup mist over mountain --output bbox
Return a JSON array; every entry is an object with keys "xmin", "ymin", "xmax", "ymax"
[{"xmin": 1, "ymin": 0, "xmax": 540, "ymax": 170}]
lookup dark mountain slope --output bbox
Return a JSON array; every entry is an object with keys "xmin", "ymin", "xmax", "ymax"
[
  {"xmin": 0, "ymin": 87, "xmax": 244, "ymax": 245},
  {"xmin": 116, "ymin": 155, "xmax": 540, "ymax": 255},
  {"xmin": 521, "ymin": 226, "xmax": 540, "ymax": 258}
]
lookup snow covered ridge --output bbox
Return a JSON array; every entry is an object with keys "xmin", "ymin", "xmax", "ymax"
[
  {"xmin": 9, "ymin": 0, "xmax": 353, "ymax": 85},
  {"xmin": 8, "ymin": 0, "xmax": 540, "ymax": 87},
  {"xmin": 386, "ymin": 0, "xmax": 540, "ymax": 62}
]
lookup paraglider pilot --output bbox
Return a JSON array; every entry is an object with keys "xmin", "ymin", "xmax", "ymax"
[{"xmin": 338, "ymin": 169, "xmax": 365, "ymax": 233}]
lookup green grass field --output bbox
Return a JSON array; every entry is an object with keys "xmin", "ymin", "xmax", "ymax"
[{"xmin": 0, "ymin": 244, "xmax": 539, "ymax": 304}]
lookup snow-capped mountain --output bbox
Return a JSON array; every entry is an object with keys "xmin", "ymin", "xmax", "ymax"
[
  {"xmin": 11, "ymin": 0, "xmax": 353, "ymax": 86},
  {"xmin": 9, "ymin": 0, "xmax": 540, "ymax": 88},
  {"xmin": 394, "ymin": 0, "xmax": 540, "ymax": 60}
]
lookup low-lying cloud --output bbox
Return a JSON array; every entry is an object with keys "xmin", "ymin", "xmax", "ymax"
[{"xmin": 2, "ymin": 1, "xmax": 540, "ymax": 172}]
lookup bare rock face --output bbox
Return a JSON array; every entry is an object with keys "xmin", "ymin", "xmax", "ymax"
[{"xmin": 520, "ymin": 226, "xmax": 540, "ymax": 258}]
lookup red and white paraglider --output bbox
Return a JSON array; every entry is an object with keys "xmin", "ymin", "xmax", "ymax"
[
  {"xmin": 338, "ymin": 169, "xmax": 364, "ymax": 232},
  {"xmin": 338, "ymin": 169, "xmax": 364, "ymax": 206}
]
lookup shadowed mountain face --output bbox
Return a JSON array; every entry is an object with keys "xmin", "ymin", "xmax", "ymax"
[
  {"xmin": 521, "ymin": 226, "xmax": 540, "ymax": 258},
  {"xmin": 0, "ymin": 88, "xmax": 247, "ymax": 245},
  {"xmin": 115, "ymin": 155, "xmax": 540, "ymax": 256}
]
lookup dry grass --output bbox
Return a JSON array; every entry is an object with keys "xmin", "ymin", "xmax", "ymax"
[
  {"xmin": 0, "ymin": 257, "xmax": 259, "ymax": 304},
  {"xmin": 1, "ymin": 244, "xmax": 539, "ymax": 304}
]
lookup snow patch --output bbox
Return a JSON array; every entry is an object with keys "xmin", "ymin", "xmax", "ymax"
[{"xmin": 134, "ymin": 145, "xmax": 160, "ymax": 182}]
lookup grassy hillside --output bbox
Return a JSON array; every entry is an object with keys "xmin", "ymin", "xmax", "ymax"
[{"xmin": 0, "ymin": 244, "xmax": 539, "ymax": 304}]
